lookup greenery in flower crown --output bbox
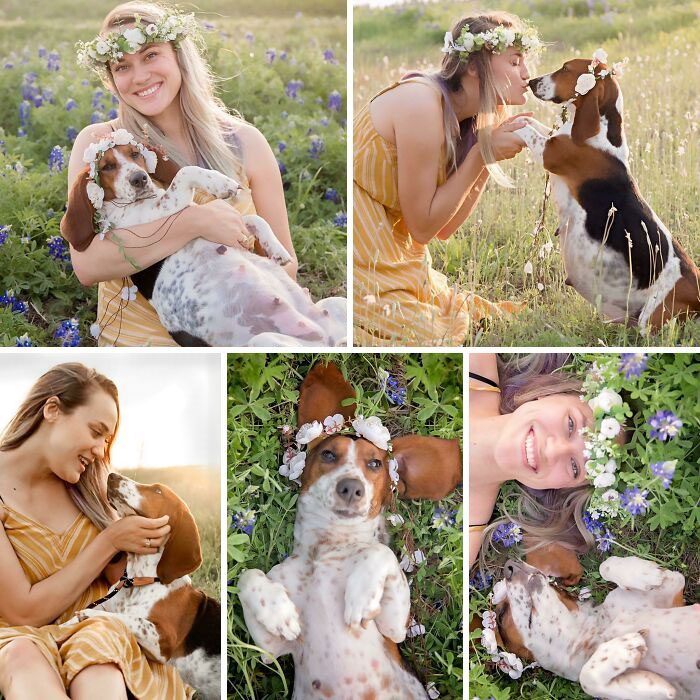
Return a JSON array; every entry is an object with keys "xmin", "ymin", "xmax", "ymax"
[
  {"xmin": 442, "ymin": 22, "xmax": 544, "ymax": 60},
  {"xmin": 75, "ymin": 11, "xmax": 199, "ymax": 73}
]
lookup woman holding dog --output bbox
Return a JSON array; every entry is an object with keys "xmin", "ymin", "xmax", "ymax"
[
  {"xmin": 0, "ymin": 363, "xmax": 191, "ymax": 699},
  {"xmin": 353, "ymin": 11, "xmax": 539, "ymax": 346},
  {"xmin": 64, "ymin": 1, "xmax": 298, "ymax": 346}
]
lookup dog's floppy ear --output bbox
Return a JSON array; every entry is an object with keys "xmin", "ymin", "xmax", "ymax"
[
  {"xmin": 391, "ymin": 435, "xmax": 462, "ymax": 500},
  {"xmin": 155, "ymin": 484, "xmax": 202, "ymax": 585},
  {"xmin": 148, "ymin": 143, "xmax": 180, "ymax": 187},
  {"xmin": 571, "ymin": 80, "xmax": 601, "ymax": 146},
  {"xmin": 60, "ymin": 166, "xmax": 96, "ymax": 252},
  {"xmin": 524, "ymin": 541, "xmax": 583, "ymax": 585},
  {"xmin": 298, "ymin": 362, "xmax": 356, "ymax": 432}
]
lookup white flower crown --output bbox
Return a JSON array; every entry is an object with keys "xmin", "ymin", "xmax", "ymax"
[
  {"xmin": 76, "ymin": 10, "xmax": 199, "ymax": 73},
  {"xmin": 574, "ymin": 48, "xmax": 629, "ymax": 96},
  {"xmin": 278, "ymin": 414, "xmax": 398, "ymax": 486},
  {"xmin": 442, "ymin": 23, "xmax": 543, "ymax": 60}
]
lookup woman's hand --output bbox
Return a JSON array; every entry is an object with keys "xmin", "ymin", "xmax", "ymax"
[
  {"xmin": 489, "ymin": 112, "xmax": 533, "ymax": 162},
  {"xmin": 100, "ymin": 515, "xmax": 171, "ymax": 555},
  {"xmin": 195, "ymin": 200, "xmax": 256, "ymax": 250}
]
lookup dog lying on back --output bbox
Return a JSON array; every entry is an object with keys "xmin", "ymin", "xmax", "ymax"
[{"xmin": 515, "ymin": 54, "xmax": 700, "ymax": 332}]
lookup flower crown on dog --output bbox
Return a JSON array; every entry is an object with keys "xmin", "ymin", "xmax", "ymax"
[
  {"xmin": 574, "ymin": 47, "xmax": 629, "ymax": 96},
  {"xmin": 442, "ymin": 22, "xmax": 544, "ymax": 59},
  {"xmin": 278, "ymin": 415, "xmax": 398, "ymax": 487},
  {"xmin": 76, "ymin": 10, "xmax": 199, "ymax": 74}
]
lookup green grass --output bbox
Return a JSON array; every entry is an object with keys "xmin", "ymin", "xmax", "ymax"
[
  {"xmin": 354, "ymin": 0, "xmax": 700, "ymax": 346},
  {"xmin": 227, "ymin": 353, "xmax": 463, "ymax": 699}
]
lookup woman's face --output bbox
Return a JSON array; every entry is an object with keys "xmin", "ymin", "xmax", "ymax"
[
  {"xmin": 489, "ymin": 47, "xmax": 531, "ymax": 105},
  {"xmin": 45, "ymin": 389, "xmax": 118, "ymax": 484},
  {"xmin": 494, "ymin": 393, "xmax": 594, "ymax": 490},
  {"xmin": 109, "ymin": 40, "xmax": 182, "ymax": 117}
]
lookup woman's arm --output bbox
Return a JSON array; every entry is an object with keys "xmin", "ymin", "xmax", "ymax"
[
  {"xmin": 435, "ymin": 165, "xmax": 490, "ymax": 240},
  {"xmin": 236, "ymin": 123, "xmax": 299, "ymax": 279}
]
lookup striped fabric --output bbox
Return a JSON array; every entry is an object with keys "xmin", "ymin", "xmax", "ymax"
[
  {"xmin": 353, "ymin": 77, "xmax": 523, "ymax": 347},
  {"xmin": 0, "ymin": 505, "xmax": 193, "ymax": 698}
]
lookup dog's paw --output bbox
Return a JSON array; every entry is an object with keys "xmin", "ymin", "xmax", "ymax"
[
  {"xmin": 344, "ymin": 572, "xmax": 384, "ymax": 630},
  {"xmin": 600, "ymin": 556, "xmax": 665, "ymax": 591},
  {"xmin": 204, "ymin": 172, "xmax": 241, "ymax": 200},
  {"xmin": 255, "ymin": 582, "xmax": 301, "ymax": 641}
]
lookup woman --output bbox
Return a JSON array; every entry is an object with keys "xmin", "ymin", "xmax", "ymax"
[
  {"xmin": 0, "ymin": 363, "xmax": 190, "ymax": 698},
  {"xmin": 65, "ymin": 1, "xmax": 298, "ymax": 346},
  {"xmin": 353, "ymin": 11, "xmax": 541, "ymax": 346},
  {"xmin": 469, "ymin": 353, "xmax": 597, "ymax": 569}
]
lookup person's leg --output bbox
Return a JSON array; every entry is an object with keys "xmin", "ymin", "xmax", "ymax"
[
  {"xmin": 0, "ymin": 638, "xmax": 68, "ymax": 699},
  {"xmin": 68, "ymin": 663, "xmax": 128, "ymax": 700}
]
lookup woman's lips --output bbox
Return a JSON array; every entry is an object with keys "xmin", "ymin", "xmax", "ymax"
[
  {"xmin": 523, "ymin": 427, "xmax": 538, "ymax": 473},
  {"xmin": 134, "ymin": 82, "xmax": 162, "ymax": 99}
]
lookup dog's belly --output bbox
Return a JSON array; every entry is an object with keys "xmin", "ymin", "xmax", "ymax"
[{"xmin": 149, "ymin": 239, "xmax": 346, "ymax": 346}]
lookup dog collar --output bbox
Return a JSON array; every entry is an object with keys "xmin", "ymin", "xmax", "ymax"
[{"xmin": 87, "ymin": 571, "xmax": 161, "ymax": 609}]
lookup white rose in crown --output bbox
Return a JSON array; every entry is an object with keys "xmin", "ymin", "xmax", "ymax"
[
  {"xmin": 112, "ymin": 129, "xmax": 133, "ymax": 146},
  {"xmin": 575, "ymin": 72, "xmax": 597, "ymax": 96},
  {"xmin": 588, "ymin": 388, "xmax": 623, "ymax": 413},
  {"xmin": 481, "ymin": 627, "xmax": 498, "ymax": 655},
  {"xmin": 600, "ymin": 417, "xmax": 621, "ymax": 438},
  {"xmin": 296, "ymin": 421, "xmax": 323, "ymax": 445},
  {"xmin": 491, "ymin": 579, "xmax": 507, "ymax": 604},
  {"xmin": 83, "ymin": 143, "xmax": 100, "ymax": 164},
  {"xmin": 323, "ymin": 413, "xmax": 345, "ymax": 434},
  {"xmin": 352, "ymin": 415, "xmax": 391, "ymax": 450},
  {"xmin": 95, "ymin": 40, "xmax": 110, "ymax": 55},
  {"xmin": 592, "ymin": 47, "xmax": 608, "ymax": 65},
  {"xmin": 86, "ymin": 181, "xmax": 104, "ymax": 209},
  {"xmin": 593, "ymin": 472, "xmax": 615, "ymax": 488},
  {"xmin": 122, "ymin": 27, "xmax": 146, "ymax": 50},
  {"xmin": 279, "ymin": 451, "xmax": 305, "ymax": 481}
]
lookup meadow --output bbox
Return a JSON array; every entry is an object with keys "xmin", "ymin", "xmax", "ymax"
[
  {"xmin": 0, "ymin": 0, "xmax": 346, "ymax": 346},
  {"xmin": 468, "ymin": 352, "xmax": 700, "ymax": 699},
  {"xmin": 354, "ymin": 0, "xmax": 700, "ymax": 346},
  {"xmin": 227, "ymin": 353, "xmax": 463, "ymax": 699}
]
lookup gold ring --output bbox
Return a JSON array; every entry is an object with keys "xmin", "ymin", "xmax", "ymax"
[
  {"xmin": 146, "ymin": 538, "xmax": 151, "ymax": 548},
  {"xmin": 242, "ymin": 234, "xmax": 255, "ymax": 250}
]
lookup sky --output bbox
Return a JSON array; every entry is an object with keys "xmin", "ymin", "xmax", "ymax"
[{"xmin": 0, "ymin": 353, "xmax": 221, "ymax": 470}]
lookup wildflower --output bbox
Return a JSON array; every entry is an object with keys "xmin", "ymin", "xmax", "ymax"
[
  {"xmin": 524, "ymin": 261, "xmax": 533, "ymax": 275},
  {"xmin": 285, "ymin": 80, "xmax": 303, "ymax": 99},
  {"xmin": 327, "ymin": 90, "xmax": 342, "ymax": 112},
  {"xmin": 65, "ymin": 98, "xmax": 77, "ymax": 111},
  {"xmin": 320, "ymin": 116, "xmax": 329, "ymax": 127},
  {"xmin": 107, "ymin": 109, "xmax": 118, "ymax": 120},
  {"xmin": 277, "ymin": 159, "xmax": 287, "ymax": 175},
  {"xmin": 432, "ymin": 507, "xmax": 456, "ymax": 529},
  {"xmin": 90, "ymin": 322, "xmax": 101, "ymax": 339},
  {"xmin": 244, "ymin": 31, "xmax": 254, "ymax": 42},
  {"xmin": 15, "ymin": 333, "xmax": 32, "ymax": 347},
  {"xmin": 600, "ymin": 417, "xmax": 621, "ymax": 438},
  {"xmin": 469, "ymin": 571, "xmax": 493, "ymax": 591},
  {"xmin": 619, "ymin": 353, "xmax": 647, "ymax": 379},
  {"xmin": 426, "ymin": 682, "xmax": 440, "ymax": 699},
  {"xmin": 38, "ymin": 47, "xmax": 47, "ymax": 58},
  {"xmin": 231, "ymin": 509, "xmax": 256, "ymax": 536},
  {"xmin": 265, "ymin": 48, "xmax": 275, "ymax": 63},
  {"xmin": 33, "ymin": 95, "xmax": 43, "ymax": 108},
  {"xmin": 47, "ymin": 51, "xmax": 60, "ymax": 71},
  {"xmin": 0, "ymin": 290, "xmax": 28, "ymax": 314},
  {"xmin": 201, "ymin": 20, "xmax": 215, "ymax": 31},
  {"xmin": 90, "ymin": 111, "xmax": 104, "ymax": 124},
  {"xmin": 54, "ymin": 318, "xmax": 81, "ymax": 347},
  {"xmin": 406, "ymin": 618, "xmax": 425, "ymax": 638},
  {"xmin": 492, "ymin": 522, "xmax": 523, "ymax": 547},
  {"xmin": 112, "ymin": 94, "xmax": 120, "ymax": 105},
  {"xmin": 578, "ymin": 587, "xmax": 592, "ymax": 601},
  {"xmin": 323, "ymin": 48, "xmax": 337, "ymax": 63},
  {"xmin": 324, "ymin": 187, "xmax": 340, "ymax": 203},
  {"xmin": 650, "ymin": 460, "xmax": 677, "ymax": 489},
  {"xmin": 277, "ymin": 141, "xmax": 286, "ymax": 153},
  {"xmin": 480, "ymin": 626, "xmax": 498, "ymax": 654},
  {"xmin": 67, "ymin": 126, "xmax": 78, "ymax": 142},
  {"xmin": 595, "ymin": 527, "xmax": 613, "ymax": 552},
  {"xmin": 497, "ymin": 651, "xmax": 524, "ymax": 679},
  {"xmin": 296, "ymin": 421, "xmax": 323, "ymax": 444},
  {"xmin": 308, "ymin": 135, "xmax": 324, "ymax": 159},
  {"xmin": 48, "ymin": 146, "xmax": 64, "ymax": 173},
  {"xmin": 491, "ymin": 579, "xmax": 507, "ymax": 604},
  {"xmin": 481, "ymin": 610, "xmax": 497, "ymax": 629},
  {"xmin": 333, "ymin": 212, "xmax": 347, "ymax": 227},
  {"xmin": 3, "ymin": 61, "xmax": 13, "ymax": 70},
  {"xmin": 47, "ymin": 236, "xmax": 69, "ymax": 262},
  {"xmin": 0, "ymin": 225, "xmax": 9, "ymax": 245},
  {"xmin": 384, "ymin": 372, "xmax": 407, "ymax": 405},
  {"xmin": 19, "ymin": 100, "xmax": 31, "ymax": 127},
  {"xmin": 386, "ymin": 513, "xmax": 404, "ymax": 526},
  {"xmin": 388, "ymin": 458, "xmax": 399, "ymax": 485},
  {"xmin": 588, "ymin": 387, "xmax": 623, "ymax": 413},
  {"xmin": 620, "ymin": 487, "xmax": 650, "ymax": 516},
  {"xmin": 648, "ymin": 410, "xmax": 682, "ymax": 441}
]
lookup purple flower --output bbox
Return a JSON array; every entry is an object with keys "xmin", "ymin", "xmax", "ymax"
[
  {"xmin": 323, "ymin": 48, "xmax": 337, "ymax": 64},
  {"xmin": 619, "ymin": 353, "xmax": 647, "ymax": 379},
  {"xmin": 90, "ymin": 111, "xmax": 104, "ymax": 124},
  {"xmin": 277, "ymin": 159, "xmax": 287, "ymax": 175},
  {"xmin": 112, "ymin": 94, "xmax": 119, "ymax": 105},
  {"xmin": 582, "ymin": 510, "xmax": 602, "ymax": 533},
  {"xmin": 201, "ymin": 20, "xmax": 215, "ymax": 31},
  {"xmin": 595, "ymin": 527, "xmax": 613, "ymax": 552},
  {"xmin": 32, "ymin": 95, "xmax": 43, "ymax": 108},
  {"xmin": 492, "ymin": 522, "xmax": 523, "ymax": 547},
  {"xmin": 91, "ymin": 89, "xmax": 104, "ymax": 107},
  {"xmin": 0, "ymin": 225, "xmax": 9, "ymax": 245},
  {"xmin": 42, "ymin": 88, "xmax": 54, "ymax": 104},
  {"xmin": 650, "ymin": 461, "xmax": 676, "ymax": 489},
  {"xmin": 278, "ymin": 141, "xmax": 286, "ymax": 153},
  {"xmin": 324, "ymin": 188, "xmax": 340, "ymax": 204},
  {"xmin": 0, "ymin": 291, "xmax": 28, "ymax": 314},
  {"xmin": 432, "ymin": 507, "xmax": 456, "ymax": 529},
  {"xmin": 65, "ymin": 98, "xmax": 77, "ymax": 111},
  {"xmin": 47, "ymin": 51, "xmax": 60, "ymax": 71},
  {"xmin": 67, "ymin": 126, "xmax": 78, "ymax": 142},
  {"xmin": 384, "ymin": 373, "xmax": 406, "ymax": 405},
  {"xmin": 4, "ymin": 62, "xmax": 13, "ymax": 70},
  {"xmin": 15, "ymin": 334, "xmax": 32, "ymax": 347},
  {"xmin": 231, "ymin": 509, "xmax": 256, "ymax": 536},
  {"xmin": 47, "ymin": 235, "xmax": 69, "ymax": 261},
  {"xmin": 265, "ymin": 48, "xmax": 275, "ymax": 63},
  {"xmin": 333, "ymin": 212, "xmax": 347, "ymax": 228},
  {"xmin": 81, "ymin": 79, "xmax": 89, "ymax": 87},
  {"xmin": 107, "ymin": 109, "xmax": 118, "ymax": 120},
  {"xmin": 320, "ymin": 117, "xmax": 329, "ymax": 127},
  {"xmin": 54, "ymin": 318, "xmax": 81, "ymax": 347},
  {"xmin": 469, "ymin": 571, "xmax": 493, "ymax": 591},
  {"xmin": 327, "ymin": 90, "xmax": 342, "ymax": 112},
  {"xmin": 279, "ymin": 50, "xmax": 287, "ymax": 61},
  {"xmin": 38, "ymin": 47, "xmax": 47, "ymax": 58},
  {"xmin": 648, "ymin": 410, "xmax": 682, "ymax": 441},
  {"xmin": 244, "ymin": 31, "xmax": 254, "ymax": 43},
  {"xmin": 308, "ymin": 135, "xmax": 324, "ymax": 159},
  {"xmin": 17, "ymin": 128, "xmax": 26, "ymax": 138},
  {"xmin": 48, "ymin": 146, "xmax": 64, "ymax": 173},
  {"xmin": 19, "ymin": 100, "xmax": 31, "ymax": 127},
  {"xmin": 285, "ymin": 80, "xmax": 304, "ymax": 99},
  {"xmin": 621, "ymin": 487, "xmax": 650, "ymax": 516}
]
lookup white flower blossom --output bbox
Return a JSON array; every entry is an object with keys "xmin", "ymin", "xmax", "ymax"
[
  {"xmin": 497, "ymin": 651, "xmax": 524, "ymax": 679},
  {"xmin": 145, "ymin": 23, "xmax": 159, "ymax": 36},
  {"xmin": 481, "ymin": 610, "xmax": 497, "ymax": 629},
  {"xmin": 111, "ymin": 128, "xmax": 133, "ymax": 146},
  {"xmin": 96, "ymin": 40, "xmax": 110, "ymax": 55},
  {"xmin": 122, "ymin": 27, "xmax": 146, "ymax": 50},
  {"xmin": 296, "ymin": 421, "xmax": 323, "ymax": 444},
  {"xmin": 386, "ymin": 513, "xmax": 404, "ymax": 526},
  {"xmin": 592, "ymin": 47, "xmax": 608, "ymax": 64},
  {"xmin": 601, "ymin": 489, "xmax": 619, "ymax": 503},
  {"xmin": 86, "ymin": 182, "xmax": 104, "ymax": 209},
  {"xmin": 279, "ymin": 451, "xmax": 305, "ymax": 481},
  {"xmin": 388, "ymin": 457, "xmax": 400, "ymax": 485},
  {"xmin": 426, "ymin": 682, "xmax": 440, "ymax": 699},
  {"xmin": 89, "ymin": 322, "xmax": 101, "ymax": 339},
  {"xmin": 600, "ymin": 417, "xmax": 621, "ymax": 438},
  {"xmin": 352, "ymin": 415, "xmax": 391, "ymax": 450},
  {"xmin": 604, "ymin": 458, "xmax": 617, "ymax": 473},
  {"xmin": 588, "ymin": 388, "xmax": 623, "ymax": 413},
  {"xmin": 575, "ymin": 73, "xmax": 597, "ymax": 96},
  {"xmin": 491, "ymin": 579, "xmax": 507, "ymax": 604},
  {"xmin": 399, "ymin": 554, "xmax": 415, "ymax": 573},
  {"xmin": 593, "ymin": 472, "xmax": 615, "ymax": 488},
  {"xmin": 323, "ymin": 413, "xmax": 345, "ymax": 434},
  {"xmin": 406, "ymin": 618, "xmax": 425, "ymax": 638},
  {"xmin": 481, "ymin": 627, "xmax": 498, "ymax": 654},
  {"xmin": 578, "ymin": 586, "xmax": 592, "ymax": 601},
  {"xmin": 120, "ymin": 284, "xmax": 138, "ymax": 301}
]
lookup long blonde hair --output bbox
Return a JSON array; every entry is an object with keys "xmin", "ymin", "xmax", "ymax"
[
  {"xmin": 429, "ymin": 11, "xmax": 533, "ymax": 186},
  {"xmin": 0, "ymin": 363, "xmax": 120, "ymax": 530},
  {"xmin": 100, "ymin": 1, "xmax": 245, "ymax": 179}
]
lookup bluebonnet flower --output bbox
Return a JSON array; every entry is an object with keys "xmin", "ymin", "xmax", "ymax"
[
  {"xmin": 0, "ymin": 140, "xmax": 5, "ymax": 154},
  {"xmin": 112, "ymin": 94, "xmax": 119, "ymax": 105},
  {"xmin": 17, "ymin": 128, "xmax": 26, "ymax": 138},
  {"xmin": 54, "ymin": 318, "xmax": 81, "ymax": 347},
  {"xmin": 19, "ymin": 101, "xmax": 31, "ymax": 127},
  {"xmin": 432, "ymin": 507, "xmax": 456, "ymax": 529},
  {"xmin": 0, "ymin": 225, "xmax": 9, "ymax": 245},
  {"xmin": 469, "ymin": 571, "xmax": 493, "ymax": 591},
  {"xmin": 265, "ymin": 48, "xmax": 275, "ymax": 63},
  {"xmin": 231, "ymin": 509, "xmax": 256, "ymax": 536},
  {"xmin": 65, "ymin": 98, "xmax": 77, "ymax": 111},
  {"xmin": 323, "ymin": 48, "xmax": 337, "ymax": 64},
  {"xmin": 285, "ymin": 80, "xmax": 303, "ymax": 99},
  {"xmin": 621, "ymin": 487, "xmax": 650, "ymax": 516},
  {"xmin": 15, "ymin": 333, "xmax": 32, "ymax": 347},
  {"xmin": 48, "ymin": 146, "xmax": 64, "ymax": 173},
  {"xmin": 42, "ymin": 88, "xmax": 54, "ymax": 104},
  {"xmin": 47, "ymin": 235, "xmax": 70, "ymax": 261},
  {"xmin": 308, "ymin": 135, "xmax": 324, "ymax": 159},
  {"xmin": 3, "ymin": 62, "xmax": 13, "ymax": 70},
  {"xmin": 278, "ymin": 141, "xmax": 286, "ymax": 153},
  {"xmin": 650, "ymin": 460, "xmax": 676, "ymax": 489},
  {"xmin": 0, "ymin": 291, "xmax": 29, "ymax": 314},
  {"xmin": 277, "ymin": 159, "xmax": 287, "ymax": 175},
  {"xmin": 333, "ymin": 212, "xmax": 347, "ymax": 228},
  {"xmin": 648, "ymin": 410, "xmax": 682, "ymax": 441},
  {"xmin": 38, "ymin": 47, "xmax": 47, "ymax": 58},
  {"xmin": 619, "ymin": 353, "xmax": 647, "ymax": 379},
  {"xmin": 315, "ymin": 96, "xmax": 323, "ymax": 105},
  {"xmin": 384, "ymin": 373, "xmax": 407, "ymax": 405},
  {"xmin": 107, "ymin": 109, "xmax": 118, "ymax": 120},
  {"xmin": 47, "ymin": 51, "xmax": 60, "ymax": 71},
  {"xmin": 327, "ymin": 90, "xmax": 342, "ymax": 112},
  {"xmin": 245, "ymin": 31, "xmax": 254, "ymax": 42},
  {"xmin": 320, "ymin": 117, "xmax": 329, "ymax": 127},
  {"xmin": 201, "ymin": 20, "xmax": 215, "ymax": 31},
  {"xmin": 90, "ymin": 111, "xmax": 104, "ymax": 124},
  {"xmin": 81, "ymin": 79, "xmax": 89, "ymax": 87},
  {"xmin": 279, "ymin": 50, "xmax": 287, "ymax": 61},
  {"xmin": 324, "ymin": 188, "xmax": 340, "ymax": 203},
  {"xmin": 67, "ymin": 126, "xmax": 78, "ymax": 142},
  {"xmin": 582, "ymin": 510, "xmax": 614, "ymax": 552},
  {"xmin": 46, "ymin": 209, "xmax": 55, "ymax": 219},
  {"xmin": 492, "ymin": 522, "xmax": 523, "ymax": 547},
  {"xmin": 91, "ymin": 89, "xmax": 104, "ymax": 107},
  {"xmin": 32, "ymin": 95, "xmax": 43, "ymax": 108}
]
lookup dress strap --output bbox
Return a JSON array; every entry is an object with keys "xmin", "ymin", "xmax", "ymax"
[{"xmin": 468, "ymin": 371, "xmax": 500, "ymax": 392}]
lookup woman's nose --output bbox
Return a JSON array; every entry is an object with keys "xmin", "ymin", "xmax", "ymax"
[
  {"xmin": 521, "ymin": 64, "xmax": 530, "ymax": 81},
  {"xmin": 91, "ymin": 441, "xmax": 106, "ymax": 459}
]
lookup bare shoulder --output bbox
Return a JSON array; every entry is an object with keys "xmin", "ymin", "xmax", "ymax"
[
  {"xmin": 383, "ymin": 80, "xmax": 443, "ymax": 120},
  {"xmin": 70, "ymin": 121, "xmax": 115, "ymax": 157},
  {"xmin": 230, "ymin": 120, "xmax": 271, "ymax": 158}
]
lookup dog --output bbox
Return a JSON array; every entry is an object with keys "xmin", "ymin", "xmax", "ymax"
[
  {"xmin": 495, "ymin": 556, "xmax": 700, "ymax": 699},
  {"xmin": 67, "ymin": 473, "xmax": 220, "ymax": 700},
  {"xmin": 60, "ymin": 131, "xmax": 347, "ymax": 347},
  {"xmin": 237, "ymin": 362, "xmax": 462, "ymax": 699},
  {"xmin": 514, "ymin": 56, "xmax": 700, "ymax": 332}
]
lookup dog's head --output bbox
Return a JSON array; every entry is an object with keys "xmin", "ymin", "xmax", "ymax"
[
  {"xmin": 107, "ymin": 472, "xmax": 202, "ymax": 584},
  {"xmin": 528, "ymin": 57, "xmax": 622, "ymax": 146}
]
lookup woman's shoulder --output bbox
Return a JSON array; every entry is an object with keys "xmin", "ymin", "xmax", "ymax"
[
  {"xmin": 227, "ymin": 120, "xmax": 269, "ymax": 154},
  {"xmin": 69, "ymin": 120, "xmax": 117, "ymax": 156}
]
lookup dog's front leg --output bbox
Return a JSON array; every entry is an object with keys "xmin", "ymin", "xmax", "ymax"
[
  {"xmin": 242, "ymin": 214, "xmax": 292, "ymax": 265},
  {"xmin": 156, "ymin": 166, "xmax": 240, "ymax": 216},
  {"xmin": 344, "ymin": 543, "xmax": 411, "ymax": 642},
  {"xmin": 579, "ymin": 632, "xmax": 677, "ymax": 700},
  {"xmin": 599, "ymin": 556, "xmax": 668, "ymax": 591},
  {"xmin": 514, "ymin": 124, "xmax": 547, "ymax": 166}
]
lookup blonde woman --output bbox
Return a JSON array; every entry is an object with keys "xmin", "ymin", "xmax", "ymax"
[
  {"xmin": 65, "ymin": 1, "xmax": 297, "ymax": 346},
  {"xmin": 0, "ymin": 363, "xmax": 188, "ymax": 698},
  {"xmin": 353, "ymin": 11, "xmax": 541, "ymax": 346}
]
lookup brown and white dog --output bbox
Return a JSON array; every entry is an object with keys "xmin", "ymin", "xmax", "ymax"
[
  {"xmin": 495, "ymin": 556, "xmax": 700, "ymax": 699},
  {"xmin": 68, "ymin": 473, "xmax": 220, "ymax": 700},
  {"xmin": 514, "ymin": 57, "xmax": 700, "ymax": 332},
  {"xmin": 60, "ymin": 136, "xmax": 346, "ymax": 347},
  {"xmin": 237, "ymin": 363, "xmax": 462, "ymax": 699}
]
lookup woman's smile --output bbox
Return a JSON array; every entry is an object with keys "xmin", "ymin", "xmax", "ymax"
[
  {"xmin": 523, "ymin": 427, "xmax": 539, "ymax": 473},
  {"xmin": 134, "ymin": 81, "xmax": 163, "ymax": 99}
]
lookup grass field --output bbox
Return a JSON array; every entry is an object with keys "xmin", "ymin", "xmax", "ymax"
[
  {"xmin": 0, "ymin": 0, "xmax": 346, "ymax": 346},
  {"xmin": 354, "ymin": 0, "xmax": 700, "ymax": 346}
]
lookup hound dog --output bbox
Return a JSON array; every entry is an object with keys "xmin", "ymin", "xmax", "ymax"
[
  {"xmin": 67, "ymin": 473, "xmax": 220, "ymax": 700},
  {"xmin": 237, "ymin": 363, "xmax": 463, "ymax": 700},
  {"xmin": 60, "ymin": 133, "xmax": 346, "ymax": 347},
  {"xmin": 495, "ymin": 556, "xmax": 700, "ymax": 699},
  {"xmin": 514, "ymin": 57, "xmax": 700, "ymax": 332}
]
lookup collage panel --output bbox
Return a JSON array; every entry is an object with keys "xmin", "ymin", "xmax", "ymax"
[
  {"xmin": 0, "ymin": 352, "xmax": 222, "ymax": 699},
  {"xmin": 353, "ymin": 1, "xmax": 699, "ymax": 347},
  {"xmin": 0, "ymin": 0, "xmax": 347, "ymax": 348},
  {"xmin": 227, "ymin": 352, "xmax": 463, "ymax": 699},
  {"xmin": 468, "ymin": 351, "xmax": 700, "ymax": 699}
]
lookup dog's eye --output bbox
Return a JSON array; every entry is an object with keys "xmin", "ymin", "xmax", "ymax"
[
  {"xmin": 561, "ymin": 65, "xmax": 569, "ymax": 72},
  {"xmin": 367, "ymin": 458, "xmax": 382, "ymax": 470},
  {"xmin": 102, "ymin": 163, "xmax": 114, "ymax": 170},
  {"xmin": 154, "ymin": 488, "xmax": 162, "ymax": 495},
  {"xmin": 321, "ymin": 450, "xmax": 336, "ymax": 463},
  {"xmin": 131, "ymin": 150, "xmax": 140, "ymax": 159}
]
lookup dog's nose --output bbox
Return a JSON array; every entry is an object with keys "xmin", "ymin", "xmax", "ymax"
[
  {"xmin": 528, "ymin": 78, "xmax": 539, "ymax": 89},
  {"xmin": 504, "ymin": 559, "xmax": 519, "ymax": 580},
  {"xmin": 336, "ymin": 478, "xmax": 364, "ymax": 506},
  {"xmin": 129, "ymin": 171, "xmax": 148, "ymax": 189}
]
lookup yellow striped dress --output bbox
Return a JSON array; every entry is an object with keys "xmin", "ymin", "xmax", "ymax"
[
  {"xmin": 353, "ymin": 77, "xmax": 522, "ymax": 346},
  {"xmin": 0, "ymin": 505, "xmax": 194, "ymax": 698}
]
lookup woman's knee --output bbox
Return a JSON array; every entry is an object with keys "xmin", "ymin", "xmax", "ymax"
[
  {"xmin": 69, "ymin": 663, "xmax": 126, "ymax": 697},
  {"xmin": 0, "ymin": 639, "xmax": 51, "ymax": 688}
]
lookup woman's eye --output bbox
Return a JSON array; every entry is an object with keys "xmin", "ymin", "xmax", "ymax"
[
  {"xmin": 568, "ymin": 415, "xmax": 575, "ymax": 436},
  {"xmin": 367, "ymin": 459, "xmax": 382, "ymax": 470},
  {"xmin": 321, "ymin": 449, "xmax": 335, "ymax": 462},
  {"xmin": 571, "ymin": 458, "xmax": 580, "ymax": 479},
  {"xmin": 146, "ymin": 52, "xmax": 157, "ymax": 59}
]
